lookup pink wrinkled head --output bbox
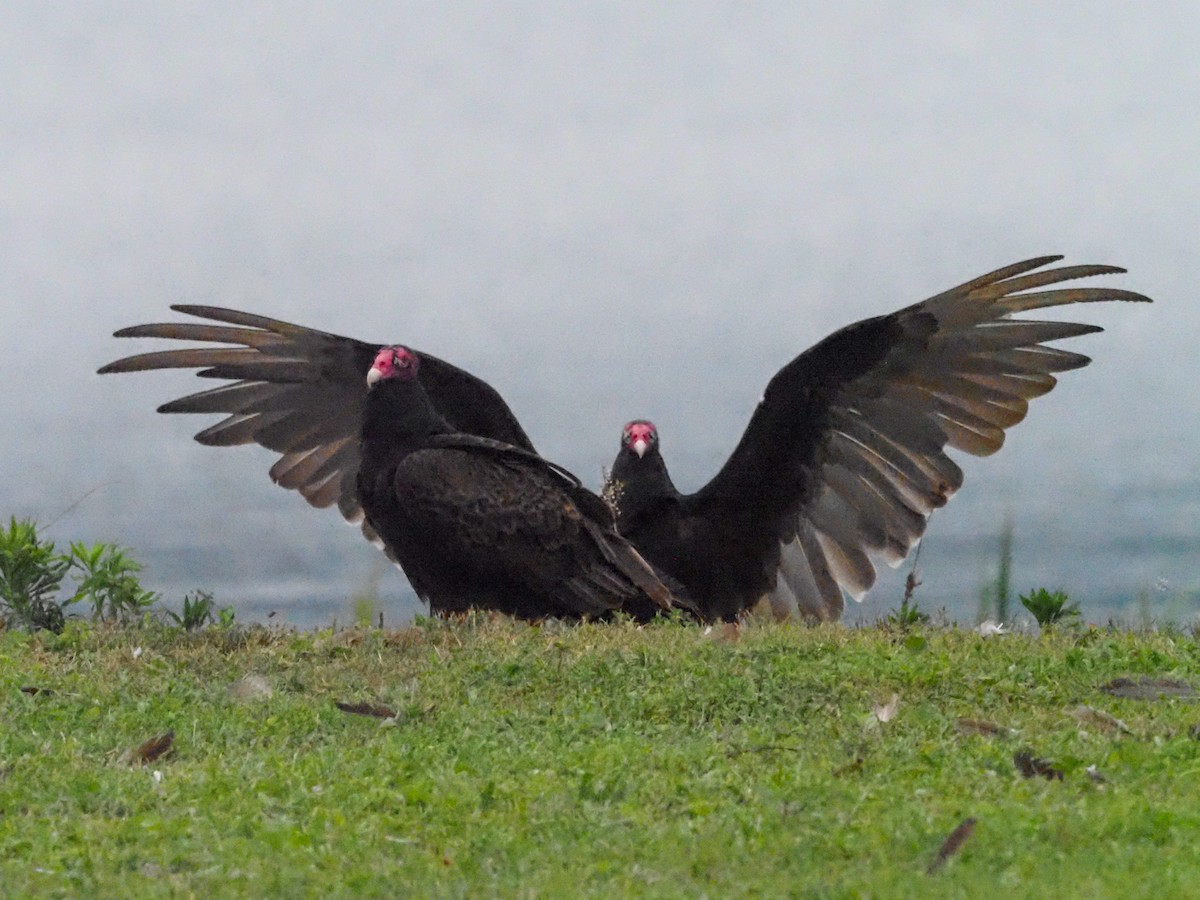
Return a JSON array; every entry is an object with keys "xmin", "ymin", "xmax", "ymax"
[
  {"xmin": 367, "ymin": 345, "xmax": 419, "ymax": 386},
  {"xmin": 621, "ymin": 420, "xmax": 658, "ymax": 458}
]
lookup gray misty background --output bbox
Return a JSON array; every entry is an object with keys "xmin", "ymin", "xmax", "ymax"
[{"xmin": 3, "ymin": 3, "xmax": 1196, "ymax": 626}]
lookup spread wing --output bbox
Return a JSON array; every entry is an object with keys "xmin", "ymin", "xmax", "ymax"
[
  {"xmin": 98, "ymin": 306, "xmax": 535, "ymax": 548},
  {"xmin": 690, "ymin": 256, "xmax": 1151, "ymax": 620}
]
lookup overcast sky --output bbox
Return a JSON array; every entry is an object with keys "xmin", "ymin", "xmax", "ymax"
[{"xmin": 3, "ymin": 3, "xmax": 1195, "ymax": 622}]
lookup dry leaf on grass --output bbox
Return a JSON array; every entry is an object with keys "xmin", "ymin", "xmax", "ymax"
[
  {"xmin": 702, "ymin": 622, "xmax": 741, "ymax": 643},
  {"xmin": 1101, "ymin": 677, "xmax": 1198, "ymax": 701},
  {"xmin": 335, "ymin": 701, "xmax": 398, "ymax": 720},
  {"xmin": 316, "ymin": 629, "xmax": 369, "ymax": 650},
  {"xmin": 832, "ymin": 754, "xmax": 866, "ymax": 778},
  {"xmin": 1067, "ymin": 705, "xmax": 1131, "ymax": 734},
  {"xmin": 126, "ymin": 730, "xmax": 174, "ymax": 766},
  {"xmin": 927, "ymin": 817, "xmax": 977, "ymax": 874},
  {"xmin": 1013, "ymin": 749, "xmax": 1063, "ymax": 781},
  {"xmin": 1085, "ymin": 764, "xmax": 1108, "ymax": 784},
  {"xmin": 955, "ymin": 718, "xmax": 1015, "ymax": 738}
]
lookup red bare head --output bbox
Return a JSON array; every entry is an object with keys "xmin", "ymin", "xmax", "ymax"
[
  {"xmin": 367, "ymin": 345, "xmax": 419, "ymax": 386},
  {"xmin": 621, "ymin": 420, "xmax": 658, "ymax": 458}
]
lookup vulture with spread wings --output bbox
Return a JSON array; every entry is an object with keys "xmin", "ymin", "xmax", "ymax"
[
  {"xmin": 99, "ymin": 307, "xmax": 533, "ymax": 555},
  {"xmin": 607, "ymin": 256, "xmax": 1151, "ymax": 622}
]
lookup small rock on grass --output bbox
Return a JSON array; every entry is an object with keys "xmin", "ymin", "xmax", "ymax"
[
  {"xmin": 228, "ymin": 674, "xmax": 273, "ymax": 702},
  {"xmin": 872, "ymin": 694, "xmax": 900, "ymax": 723}
]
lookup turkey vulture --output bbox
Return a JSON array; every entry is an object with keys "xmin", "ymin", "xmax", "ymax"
[
  {"xmin": 358, "ymin": 345, "xmax": 688, "ymax": 620},
  {"xmin": 98, "ymin": 307, "xmax": 532, "ymax": 550},
  {"xmin": 607, "ymin": 256, "xmax": 1152, "ymax": 622}
]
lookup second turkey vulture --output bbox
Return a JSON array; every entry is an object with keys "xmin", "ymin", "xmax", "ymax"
[
  {"xmin": 607, "ymin": 256, "xmax": 1152, "ymax": 622},
  {"xmin": 98, "ymin": 307, "xmax": 531, "ymax": 551},
  {"xmin": 358, "ymin": 345, "xmax": 689, "ymax": 620}
]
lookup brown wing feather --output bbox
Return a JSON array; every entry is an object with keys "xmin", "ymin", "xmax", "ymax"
[
  {"xmin": 99, "ymin": 306, "xmax": 534, "ymax": 541},
  {"xmin": 734, "ymin": 257, "xmax": 1150, "ymax": 620}
]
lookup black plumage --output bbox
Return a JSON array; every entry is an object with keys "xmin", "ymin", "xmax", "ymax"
[
  {"xmin": 607, "ymin": 256, "xmax": 1152, "ymax": 622},
  {"xmin": 357, "ymin": 346, "xmax": 687, "ymax": 619}
]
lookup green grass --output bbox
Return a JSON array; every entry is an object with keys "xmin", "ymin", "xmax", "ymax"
[{"xmin": 3, "ymin": 618, "xmax": 1200, "ymax": 897}]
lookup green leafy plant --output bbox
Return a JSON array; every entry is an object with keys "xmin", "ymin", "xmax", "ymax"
[
  {"xmin": 68, "ymin": 540, "xmax": 160, "ymax": 623},
  {"xmin": 886, "ymin": 596, "xmax": 929, "ymax": 630},
  {"xmin": 1020, "ymin": 587, "xmax": 1081, "ymax": 628},
  {"xmin": 0, "ymin": 517, "xmax": 164, "ymax": 632},
  {"xmin": 164, "ymin": 589, "xmax": 233, "ymax": 631},
  {"xmin": 0, "ymin": 517, "xmax": 71, "ymax": 632}
]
